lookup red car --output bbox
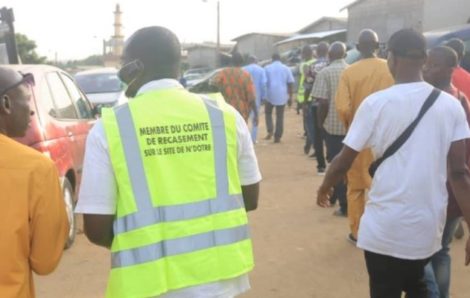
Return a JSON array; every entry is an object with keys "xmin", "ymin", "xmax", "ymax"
[{"xmin": 6, "ymin": 64, "xmax": 96, "ymax": 248}]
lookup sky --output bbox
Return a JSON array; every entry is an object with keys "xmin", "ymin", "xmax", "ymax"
[{"xmin": 2, "ymin": 0, "xmax": 351, "ymax": 61}]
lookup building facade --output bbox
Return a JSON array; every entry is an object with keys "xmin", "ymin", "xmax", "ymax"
[
  {"xmin": 344, "ymin": 0, "xmax": 470, "ymax": 43},
  {"xmin": 232, "ymin": 33, "xmax": 289, "ymax": 61},
  {"xmin": 186, "ymin": 43, "xmax": 233, "ymax": 69}
]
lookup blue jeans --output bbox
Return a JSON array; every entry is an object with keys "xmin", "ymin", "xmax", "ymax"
[
  {"xmin": 303, "ymin": 102, "xmax": 313, "ymax": 150},
  {"xmin": 424, "ymin": 216, "xmax": 462, "ymax": 298},
  {"xmin": 249, "ymin": 107, "xmax": 259, "ymax": 143}
]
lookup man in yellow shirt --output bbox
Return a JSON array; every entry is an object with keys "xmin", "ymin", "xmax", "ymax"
[
  {"xmin": 0, "ymin": 67, "xmax": 68, "ymax": 298},
  {"xmin": 335, "ymin": 30, "xmax": 394, "ymax": 243}
]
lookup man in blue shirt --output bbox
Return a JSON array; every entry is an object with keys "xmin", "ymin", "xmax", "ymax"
[
  {"xmin": 264, "ymin": 53, "xmax": 295, "ymax": 143},
  {"xmin": 244, "ymin": 55, "xmax": 267, "ymax": 143}
]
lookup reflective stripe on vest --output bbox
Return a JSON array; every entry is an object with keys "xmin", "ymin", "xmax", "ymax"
[
  {"xmin": 111, "ymin": 95, "xmax": 244, "ymax": 237},
  {"xmin": 113, "ymin": 224, "xmax": 249, "ymax": 268}
]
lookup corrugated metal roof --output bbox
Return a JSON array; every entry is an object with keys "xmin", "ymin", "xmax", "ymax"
[{"xmin": 276, "ymin": 29, "xmax": 347, "ymax": 45}]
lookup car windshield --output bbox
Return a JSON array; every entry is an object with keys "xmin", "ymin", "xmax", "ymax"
[{"xmin": 75, "ymin": 73, "xmax": 123, "ymax": 94}]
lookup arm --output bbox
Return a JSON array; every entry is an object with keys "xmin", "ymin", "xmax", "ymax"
[
  {"xmin": 242, "ymin": 183, "xmax": 260, "ymax": 211},
  {"xmin": 447, "ymin": 140, "xmax": 470, "ymax": 265},
  {"xmin": 261, "ymin": 69, "xmax": 268, "ymax": 103},
  {"xmin": 245, "ymin": 74, "xmax": 258, "ymax": 124},
  {"xmin": 335, "ymin": 72, "xmax": 353, "ymax": 129},
  {"xmin": 287, "ymin": 83, "xmax": 294, "ymax": 107},
  {"xmin": 312, "ymin": 71, "xmax": 329, "ymax": 127},
  {"xmin": 303, "ymin": 64, "xmax": 313, "ymax": 101},
  {"xmin": 317, "ymin": 146, "xmax": 359, "ymax": 207},
  {"xmin": 317, "ymin": 98, "xmax": 329, "ymax": 128},
  {"xmin": 83, "ymin": 215, "xmax": 114, "ymax": 248},
  {"xmin": 235, "ymin": 109, "xmax": 262, "ymax": 208},
  {"xmin": 30, "ymin": 162, "xmax": 69, "ymax": 275},
  {"xmin": 75, "ymin": 122, "xmax": 118, "ymax": 250},
  {"xmin": 318, "ymin": 98, "xmax": 375, "ymax": 206},
  {"xmin": 287, "ymin": 67, "xmax": 295, "ymax": 106}
]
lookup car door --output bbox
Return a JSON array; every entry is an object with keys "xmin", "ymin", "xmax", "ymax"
[
  {"xmin": 59, "ymin": 72, "xmax": 95, "ymax": 186},
  {"xmin": 45, "ymin": 72, "xmax": 83, "ymax": 178}
]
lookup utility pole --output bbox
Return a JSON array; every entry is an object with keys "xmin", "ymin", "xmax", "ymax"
[
  {"xmin": 0, "ymin": 7, "xmax": 19, "ymax": 64},
  {"xmin": 216, "ymin": 0, "xmax": 220, "ymax": 67}
]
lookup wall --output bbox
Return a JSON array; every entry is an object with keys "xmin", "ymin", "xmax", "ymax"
[
  {"xmin": 347, "ymin": 0, "xmax": 424, "ymax": 43},
  {"xmin": 236, "ymin": 34, "xmax": 286, "ymax": 61},
  {"xmin": 423, "ymin": 0, "xmax": 470, "ymax": 32},
  {"xmin": 187, "ymin": 47, "xmax": 217, "ymax": 68}
]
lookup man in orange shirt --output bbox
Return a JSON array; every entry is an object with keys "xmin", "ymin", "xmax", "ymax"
[
  {"xmin": 211, "ymin": 52, "xmax": 257, "ymax": 123},
  {"xmin": 0, "ymin": 67, "xmax": 68, "ymax": 298},
  {"xmin": 335, "ymin": 29, "xmax": 394, "ymax": 243},
  {"xmin": 446, "ymin": 38, "xmax": 470, "ymax": 100}
]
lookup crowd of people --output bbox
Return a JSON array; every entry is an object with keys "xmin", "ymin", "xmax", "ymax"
[
  {"xmin": 1, "ymin": 23, "xmax": 470, "ymax": 298},
  {"xmin": 208, "ymin": 27, "xmax": 470, "ymax": 298}
]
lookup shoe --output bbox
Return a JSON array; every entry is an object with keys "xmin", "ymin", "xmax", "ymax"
[
  {"xmin": 274, "ymin": 139, "xmax": 281, "ymax": 143},
  {"xmin": 309, "ymin": 153, "xmax": 317, "ymax": 158},
  {"xmin": 304, "ymin": 144, "xmax": 310, "ymax": 155},
  {"xmin": 347, "ymin": 233, "xmax": 357, "ymax": 245},
  {"xmin": 455, "ymin": 222, "xmax": 464, "ymax": 239},
  {"xmin": 317, "ymin": 168, "xmax": 326, "ymax": 176},
  {"xmin": 264, "ymin": 133, "xmax": 273, "ymax": 140},
  {"xmin": 333, "ymin": 209, "xmax": 347, "ymax": 217}
]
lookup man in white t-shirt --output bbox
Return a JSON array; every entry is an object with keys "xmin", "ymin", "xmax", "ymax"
[
  {"xmin": 76, "ymin": 27, "xmax": 262, "ymax": 298},
  {"xmin": 317, "ymin": 29, "xmax": 470, "ymax": 298}
]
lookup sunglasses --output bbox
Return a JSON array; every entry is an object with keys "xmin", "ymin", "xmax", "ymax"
[{"xmin": 0, "ymin": 72, "xmax": 35, "ymax": 98}]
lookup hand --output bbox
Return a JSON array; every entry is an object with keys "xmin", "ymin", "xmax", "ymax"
[
  {"xmin": 466, "ymin": 237, "xmax": 470, "ymax": 266},
  {"xmin": 317, "ymin": 185, "xmax": 333, "ymax": 208},
  {"xmin": 253, "ymin": 115, "xmax": 259, "ymax": 126},
  {"xmin": 287, "ymin": 96, "xmax": 293, "ymax": 108}
]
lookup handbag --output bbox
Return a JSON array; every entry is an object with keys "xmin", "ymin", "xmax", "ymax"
[{"xmin": 368, "ymin": 88, "xmax": 441, "ymax": 177}]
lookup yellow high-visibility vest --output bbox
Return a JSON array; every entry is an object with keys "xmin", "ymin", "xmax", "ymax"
[
  {"xmin": 297, "ymin": 59, "xmax": 315, "ymax": 103},
  {"xmin": 102, "ymin": 88, "xmax": 254, "ymax": 298}
]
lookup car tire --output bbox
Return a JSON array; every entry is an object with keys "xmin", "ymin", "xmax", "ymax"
[{"xmin": 63, "ymin": 178, "xmax": 76, "ymax": 249}]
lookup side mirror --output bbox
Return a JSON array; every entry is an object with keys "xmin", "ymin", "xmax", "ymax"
[{"xmin": 92, "ymin": 104, "xmax": 104, "ymax": 118}]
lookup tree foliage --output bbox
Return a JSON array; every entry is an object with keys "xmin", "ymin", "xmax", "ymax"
[{"xmin": 15, "ymin": 33, "xmax": 47, "ymax": 64}]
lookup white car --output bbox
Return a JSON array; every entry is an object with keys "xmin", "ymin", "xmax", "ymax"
[{"xmin": 75, "ymin": 68, "xmax": 127, "ymax": 109}]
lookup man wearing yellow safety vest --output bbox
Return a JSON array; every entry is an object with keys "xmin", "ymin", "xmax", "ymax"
[
  {"xmin": 75, "ymin": 26, "xmax": 262, "ymax": 298},
  {"xmin": 297, "ymin": 45, "xmax": 315, "ymax": 155}
]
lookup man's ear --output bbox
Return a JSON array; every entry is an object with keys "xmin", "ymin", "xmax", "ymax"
[{"xmin": 0, "ymin": 95, "xmax": 12, "ymax": 115}]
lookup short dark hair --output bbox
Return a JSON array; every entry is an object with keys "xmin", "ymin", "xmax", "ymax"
[
  {"xmin": 445, "ymin": 38, "xmax": 465, "ymax": 60},
  {"xmin": 429, "ymin": 46, "xmax": 458, "ymax": 67},
  {"xmin": 124, "ymin": 26, "xmax": 181, "ymax": 76},
  {"xmin": 388, "ymin": 29, "xmax": 426, "ymax": 60},
  {"xmin": 232, "ymin": 52, "xmax": 244, "ymax": 66},
  {"xmin": 272, "ymin": 53, "xmax": 281, "ymax": 61}
]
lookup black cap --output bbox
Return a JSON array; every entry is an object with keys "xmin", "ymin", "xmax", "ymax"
[{"xmin": 388, "ymin": 29, "xmax": 427, "ymax": 60}]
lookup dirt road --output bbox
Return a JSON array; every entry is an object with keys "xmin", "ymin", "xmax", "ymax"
[{"xmin": 36, "ymin": 108, "xmax": 470, "ymax": 298}]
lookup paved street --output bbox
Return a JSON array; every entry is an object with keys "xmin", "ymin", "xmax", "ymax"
[{"xmin": 35, "ymin": 108, "xmax": 470, "ymax": 298}]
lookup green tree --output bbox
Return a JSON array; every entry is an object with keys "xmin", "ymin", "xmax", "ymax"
[
  {"xmin": 81, "ymin": 55, "xmax": 104, "ymax": 66},
  {"xmin": 15, "ymin": 33, "xmax": 47, "ymax": 64}
]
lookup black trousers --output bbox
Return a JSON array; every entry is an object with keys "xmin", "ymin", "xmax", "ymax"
[
  {"xmin": 324, "ymin": 133, "xmax": 347, "ymax": 213},
  {"xmin": 310, "ymin": 104, "xmax": 326, "ymax": 169},
  {"xmin": 265, "ymin": 102, "xmax": 285, "ymax": 141},
  {"xmin": 364, "ymin": 251, "xmax": 430, "ymax": 298}
]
